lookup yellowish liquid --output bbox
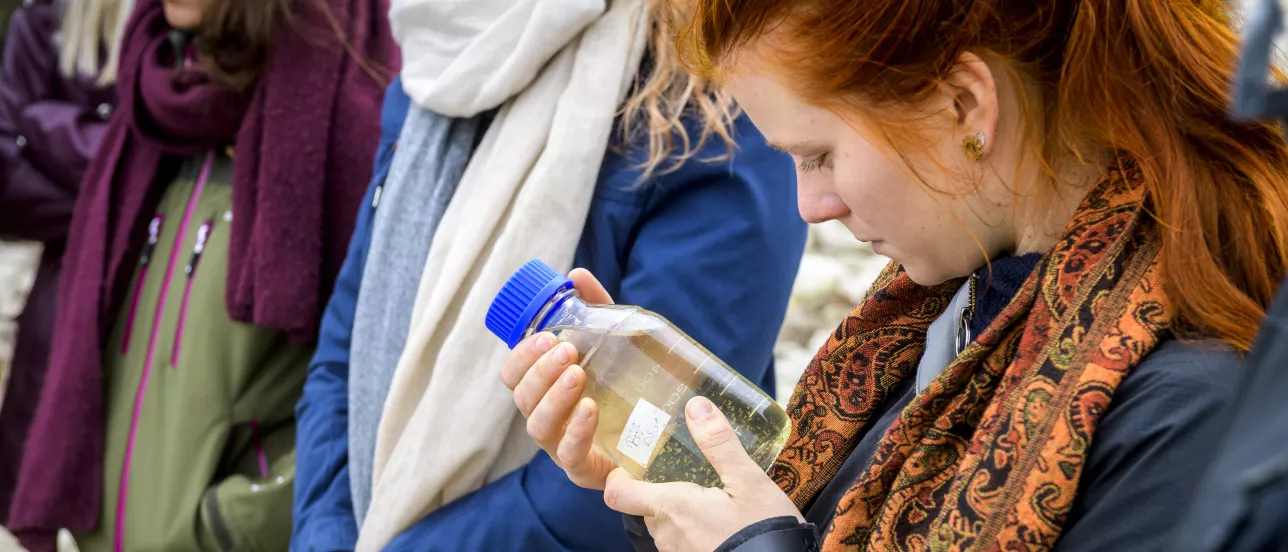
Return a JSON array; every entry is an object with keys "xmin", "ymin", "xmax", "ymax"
[{"xmin": 553, "ymin": 316, "xmax": 791, "ymax": 487}]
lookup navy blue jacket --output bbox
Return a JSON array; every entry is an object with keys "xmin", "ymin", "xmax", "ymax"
[
  {"xmin": 291, "ymin": 78, "xmax": 807, "ymax": 551},
  {"xmin": 1171, "ymin": 277, "xmax": 1288, "ymax": 552}
]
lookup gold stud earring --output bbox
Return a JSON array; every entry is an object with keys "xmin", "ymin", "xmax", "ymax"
[{"xmin": 963, "ymin": 131, "xmax": 986, "ymax": 161}]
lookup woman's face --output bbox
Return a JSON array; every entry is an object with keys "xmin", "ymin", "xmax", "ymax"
[
  {"xmin": 162, "ymin": 0, "xmax": 209, "ymax": 29},
  {"xmin": 725, "ymin": 53, "xmax": 1046, "ymax": 286}
]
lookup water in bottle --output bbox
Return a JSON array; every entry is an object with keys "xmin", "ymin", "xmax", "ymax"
[{"xmin": 486, "ymin": 259, "xmax": 792, "ymax": 487}]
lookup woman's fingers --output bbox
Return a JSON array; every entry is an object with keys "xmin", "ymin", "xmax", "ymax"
[
  {"xmin": 512, "ymin": 341, "xmax": 579, "ymax": 417},
  {"xmin": 526, "ymin": 365, "xmax": 586, "ymax": 446},
  {"xmin": 501, "ymin": 332, "xmax": 557, "ymax": 390},
  {"xmin": 555, "ymin": 397, "xmax": 597, "ymax": 466},
  {"xmin": 524, "ymin": 375, "xmax": 615, "ymax": 490},
  {"xmin": 604, "ymin": 468, "xmax": 699, "ymax": 518},
  {"xmin": 556, "ymin": 398, "xmax": 617, "ymax": 489},
  {"xmin": 569, "ymin": 268, "xmax": 614, "ymax": 305},
  {"xmin": 501, "ymin": 268, "xmax": 616, "ymax": 489},
  {"xmin": 684, "ymin": 397, "xmax": 765, "ymax": 489}
]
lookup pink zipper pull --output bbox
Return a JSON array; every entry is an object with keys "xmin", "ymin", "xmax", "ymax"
[
  {"xmin": 172, "ymin": 219, "xmax": 213, "ymax": 368},
  {"xmin": 185, "ymin": 221, "xmax": 213, "ymax": 276},
  {"xmin": 249, "ymin": 420, "xmax": 270, "ymax": 478},
  {"xmin": 139, "ymin": 216, "xmax": 164, "ymax": 266},
  {"xmin": 122, "ymin": 215, "xmax": 165, "ymax": 356}
]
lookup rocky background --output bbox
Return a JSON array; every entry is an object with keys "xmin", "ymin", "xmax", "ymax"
[
  {"xmin": 0, "ymin": 241, "xmax": 40, "ymax": 406},
  {"xmin": 772, "ymin": 220, "xmax": 889, "ymax": 402}
]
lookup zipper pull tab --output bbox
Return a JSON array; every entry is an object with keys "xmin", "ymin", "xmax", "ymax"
[
  {"xmin": 139, "ymin": 216, "xmax": 163, "ymax": 266},
  {"xmin": 955, "ymin": 309, "xmax": 972, "ymax": 357},
  {"xmin": 371, "ymin": 184, "xmax": 383, "ymax": 209},
  {"xmin": 185, "ymin": 221, "xmax": 213, "ymax": 276}
]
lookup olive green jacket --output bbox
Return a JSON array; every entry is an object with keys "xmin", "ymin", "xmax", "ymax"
[{"xmin": 77, "ymin": 152, "xmax": 311, "ymax": 552}]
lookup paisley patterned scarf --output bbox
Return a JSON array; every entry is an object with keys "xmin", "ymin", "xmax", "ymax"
[{"xmin": 772, "ymin": 160, "xmax": 1172, "ymax": 550}]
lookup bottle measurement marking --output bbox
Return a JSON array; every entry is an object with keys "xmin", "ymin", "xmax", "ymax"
[
  {"xmin": 720, "ymin": 372, "xmax": 737, "ymax": 395},
  {"xmin": 692, "ymin": 357, "xmax": 707, "ymax": 376}
]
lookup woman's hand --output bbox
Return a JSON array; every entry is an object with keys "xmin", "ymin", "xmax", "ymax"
[
  {"xmin": 500, "ymin": 268, "xmax": 617, "ymax": 490},
  {"xmin": 605, "ymin": 396, "xmax": 804, "ymax": 552}
]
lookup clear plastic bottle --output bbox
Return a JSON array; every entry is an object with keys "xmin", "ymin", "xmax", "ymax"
[{"xmin": 486, "ymin": 259, "xmax": 792, "ymax": 487}]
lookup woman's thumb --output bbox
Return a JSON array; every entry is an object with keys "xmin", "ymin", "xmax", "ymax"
[{"xmin": 686, "ymin": 397, "xmax": 761, "ymax": 486}]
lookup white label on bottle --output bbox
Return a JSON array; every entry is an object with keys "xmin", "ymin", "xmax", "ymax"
[{"xmin": 617, "ymin": 398, "xmax": 672, "ymax": 468}]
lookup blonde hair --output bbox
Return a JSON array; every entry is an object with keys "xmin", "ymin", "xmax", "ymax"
[
  {"xmin": 59, "ymin": 0, "xmax": 137, "ymax": 86},
  {"xmin": 619, "ymin": 1, "xmax": 739, "ymax": 180}
]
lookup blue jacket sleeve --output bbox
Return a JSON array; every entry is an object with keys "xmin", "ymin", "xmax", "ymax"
[
  {"xmin": 382, "ymin": 115, "xmax": 807, "ymax": 551},
  {"xmin": 290, "ymin": 175, "xmax": 371, "ymax": 552},
  {"xmin": 291, "ymin": 77, "xmax": 408, "ymax": 552}
]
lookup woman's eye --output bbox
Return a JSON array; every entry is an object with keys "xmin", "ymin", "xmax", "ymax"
[{"xmin": 797, "ymin": 153, "xmax": 830, "ymax": 173}]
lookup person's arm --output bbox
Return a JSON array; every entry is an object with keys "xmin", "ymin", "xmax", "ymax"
[
  {"xmin": 17, "ymin": 99, "xmax": 110, "ymax": 186},
  {"xmin": 381, "ymin": 453, "xmax": 624, "ymax": 551},
  {"xmin": 290, "ymin": 133, "xmax": 396, "ymax": 552},
  {"xmin": 1053, "ymin": 340, "xmax": 1240, "ymax": 551},
  {"xmin": 627, "ymin": 513, "xmax": 821, "ymax": 552},
  {"xmin": 1170, "ymin": 281, "xmax": 1288, "ymax": 552},
  {"xmin": 0, "ymin": 1, "xmax": 105, "ymax": 243},
  {"xmin": 383, "ymin": 116, "xmax": 807, "ymax": 552},
  {"xmin": 199, "ymin": 424, "xmax": 298, "ymax": 551}
]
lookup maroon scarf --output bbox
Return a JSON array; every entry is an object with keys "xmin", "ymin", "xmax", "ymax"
[{"xmin": 7, "ymin": 0, "xmax": 396, "ymax": 547}]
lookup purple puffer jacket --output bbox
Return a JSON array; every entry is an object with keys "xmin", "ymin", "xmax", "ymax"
[{"xmin": 0, "ymin": 0, "xmax": 116, "ymax": 521}]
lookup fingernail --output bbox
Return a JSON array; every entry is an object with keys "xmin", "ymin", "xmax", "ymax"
[
  {"xmin": 561, "ymin": 367, "xmax": 578, "ymax": 389},
  {"xmin": 577, "ymin": 399, "xmax": 592, "ymax": 419},
  {"xmin": 554, "ymin": 343, "xmax": 571, "ymax": 364},
  {"xmin": 687, "ymin": 397, "xmax": 714, "ymax": 420},
  {"xmin": 534, "ymin": 334, "xmax": 554, "ymax": 353}
]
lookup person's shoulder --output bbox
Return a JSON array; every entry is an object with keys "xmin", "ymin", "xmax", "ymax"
[
  {"xmin": 1136, "ymin": 339, "xmax": 1240, "ymax": 374},
  {"xmin": 8, "ymin": 0, "xmax": 56, "ymax": 38},
  {"xmin": 1090, "ymin": 338, "xmax": 1242, "ymax": 466},
  {"xmin": 593, "ymin": 113, "xmax": 772, "ymax": 203},
  {"xmin": 1120, "ymin": 338, "xmax": 1241, "ymax": 406},
  {"xmin": 605, "ymin": 110, "xmax": 787, "ymax": 178}
]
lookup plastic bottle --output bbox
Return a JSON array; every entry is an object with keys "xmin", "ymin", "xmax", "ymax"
[{"xmin": 486, "ymin": 259, "xmax": 792, "ymax": 487}]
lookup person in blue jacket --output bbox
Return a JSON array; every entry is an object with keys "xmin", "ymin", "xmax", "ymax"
[{"xmin": 291, "ymin": 73, "xmax": 807, "ymax": 550}]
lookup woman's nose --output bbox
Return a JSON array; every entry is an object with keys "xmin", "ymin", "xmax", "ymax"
[{"xmin": 797, "ymin": 180, "xmax": 849, "ymax": 224}]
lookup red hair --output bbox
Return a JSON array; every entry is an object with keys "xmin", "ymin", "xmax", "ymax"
[{"xmin": 668, "ymin": 0, "xmax": 1288, "ymax": 352}]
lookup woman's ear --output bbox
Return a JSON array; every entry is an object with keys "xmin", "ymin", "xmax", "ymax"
[{"xmin": 940, "ymin": 51, "xmax": 1000, "ymax": 158}]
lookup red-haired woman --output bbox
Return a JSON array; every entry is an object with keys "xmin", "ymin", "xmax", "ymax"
[{"xmin": 503, "ymin": 1, "xmax": 1288, "ymax": 550}]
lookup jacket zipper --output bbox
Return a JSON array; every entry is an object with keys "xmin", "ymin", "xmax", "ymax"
[
  {"xmin": 171, "ymin": 220, "xmax": 213, "ymax": 366},
  {"xmin": 115, "ymin": 151, "xmax": 215, "ymax": 552},
  {"xmin": 249, "ymin": 420, "xmax": 270, "ymax": 478},
  {"xmin": 121, "ymin": 216, "xmax": 164, "ymax": 355}
]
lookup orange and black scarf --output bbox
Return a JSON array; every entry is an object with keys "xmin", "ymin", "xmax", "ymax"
[{"xmin": 773, "ymin": 160, "xmax": 1172, "ymax": 550}]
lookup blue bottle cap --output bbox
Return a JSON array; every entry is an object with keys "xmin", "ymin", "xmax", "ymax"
[{"xmin": 486, "ymin": 259, "xmax": 574, "ymax": 349}]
